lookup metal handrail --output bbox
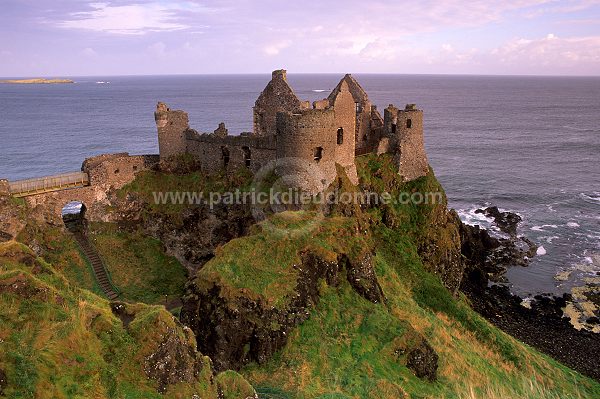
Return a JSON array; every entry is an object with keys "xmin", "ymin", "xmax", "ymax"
[{"xmin": 9, "ymin": 171, "xmax": 90, "ymax": 197}]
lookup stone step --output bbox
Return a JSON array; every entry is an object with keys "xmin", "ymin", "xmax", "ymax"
[{"xmin": 70, "ymin": 230, "xmax": 119, "ymax": 301}]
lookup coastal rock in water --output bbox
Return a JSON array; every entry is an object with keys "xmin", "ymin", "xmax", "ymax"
[
  {"xmin": 465, "ymin": 285, "xmax": 600, "ymax": 381},
  {"xmin": 460, "ymin": 206, "xmax": 538, "ymax": 289},
  {"xmin": 475, "ymin": 206, "xmax": 521, "ymax": 237}
]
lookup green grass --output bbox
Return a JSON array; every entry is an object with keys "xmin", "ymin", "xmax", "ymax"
[
  {"xmin": 194, "ymin": 211, "xmax": 373, "ymax": 308},
  {"xmin": 239, "ymin": 222, "xmax": 599, "ymax": 398},
  {"xmin": 2, "ymin": 154, "xmax": 599, "ymax": 398},
  {"xmin": 0, "ymin": 241, "xmax": 247, "ymax": 398},
  {"xmin": 205, "ymin": 154, "xmax": 600, "ymax": 398},
  {"xmin": 89, "ymin": 222, "xmax": 188, "ymax": 305}
]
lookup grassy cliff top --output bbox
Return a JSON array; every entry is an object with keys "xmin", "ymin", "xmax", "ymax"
[{"xmin": 1, "ymin": 154, "xmax": 598, "ymax": 398}]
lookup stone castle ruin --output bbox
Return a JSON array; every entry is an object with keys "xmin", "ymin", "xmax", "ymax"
[
  {"xmin": 1, "ymin": 70, "xmax": 429, "ymax": 222},
  {"xmin": 155, "ymin": 70, "xmax": 429, "ymax": 190}
]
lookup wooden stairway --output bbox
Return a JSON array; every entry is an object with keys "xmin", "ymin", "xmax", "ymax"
[{"xmin": 71, "ymin": 230, "xmax": 119, "ymax": 300}]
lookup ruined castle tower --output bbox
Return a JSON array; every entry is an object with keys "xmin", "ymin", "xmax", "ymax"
[
  {"xmin": 328, "ymin": 74, "xmax": 384, "ymax": 155},
  {"xmin": 253, "ymin": 69, "xmax": 309, "ymax": 136},
  {"xmin": 154, "ymin": 70, "xmax": 429, "ymax": 187},
  {"xmin": 384, "ymin": 104, "xmax": 429, "ymax": 181},
  {"xmin": 154, "ymin": 102, "xmax": 190, "ymax": 161},
  {"xmin": 274, "ymin": 79, "xmax": 359, "ymax": 190}
]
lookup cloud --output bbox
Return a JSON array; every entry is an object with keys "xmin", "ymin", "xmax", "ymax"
[
  {"xmin": 492, "ymin": 34, "xmax": 600, "ymax": 68},
  {"xmin": 81, "ymin": 47, "xmax": 98, "ymax": 57},
  {"xmin": 55, "ymin": 2, "xmax": 207, "ymax": 34},
  {"xmin": 148, "ymin": 41, "xmax": 167, "ymax": 57},
  {"xmin": 263, "ymin": 40, "xmax": 292, "ymax": 56}
]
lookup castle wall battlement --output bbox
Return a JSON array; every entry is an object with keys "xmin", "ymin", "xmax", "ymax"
[{"xmin": 155, "ymin": 70, "xmax": 429, "ymax": 189}]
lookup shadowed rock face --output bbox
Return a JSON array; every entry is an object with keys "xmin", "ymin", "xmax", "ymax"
[
  {"xmin": 0, "ymin": 368, "xmax": 7, "ymax": 395},
  {"xmin": 180, "ymin": 251, "xmax": 384, "ymax": 371},
  {"xmin": 143, "ymin": 326, "xmax": 204, "ymax": 394},
  {"xmin": 406, "ymin": 338, "xmax": 439, "ymax": 381}
]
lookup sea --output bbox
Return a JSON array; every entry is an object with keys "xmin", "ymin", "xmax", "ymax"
[{"xmin": 1, "ymin": 74, "xmax": 599, "ymax": 297}]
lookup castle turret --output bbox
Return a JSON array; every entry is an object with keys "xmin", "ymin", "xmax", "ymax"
[
  {"xmin": 154, "ymin": 102, "xmax": 189, "ymax": 161},
  {"xmin": 275, "ymin": 108, "xmax": 337, "ymax": 192},
  {"xmin": 253, "ymin": 69, "xmax": 308, "ymax": 136},
  {"xmin": 384, "ymin": 104, "xmax": 429, "ymax": 181}
]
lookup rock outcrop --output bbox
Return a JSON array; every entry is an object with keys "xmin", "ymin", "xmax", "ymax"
[{"xmin": 180, "ymin": 251, "xmax": 384, "ymax": 371}]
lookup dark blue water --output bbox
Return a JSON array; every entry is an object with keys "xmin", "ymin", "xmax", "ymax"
[{"xmin": 1, "ymin": 74, "xmax": 599, "ymax": 296}]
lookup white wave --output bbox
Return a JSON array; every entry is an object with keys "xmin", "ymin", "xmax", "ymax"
[
  {"xmin": 61, "ymin": 201, "xmax": 83, "ymax": 215},
  {"xmin": 580, "ymin": 192, "xmax": 600, "ymax": 204},
  {"xmin": 536, "ymin": 246, "xmax": 547, "ymax": 255},
  {"xmin": 531, "ymin": 224, "xmax": 557, "ymax": 231},
  {"xmin": 457, "ymin": 207, "xmax": 494, "ymax": 227},
  {"xmin": 312, "ymin": 89, "xmax": 326, "ymax": 92},
  {"xmin": 96, "ymin": 81, "xmax": 110, "ymax": 84},
  {"xmin": 542, "ymin": 235, "xmax": 559, "ymax": 244},
  {"xmin": 567, "ymin": 222, "xmax": 580, "ymax": 228}
]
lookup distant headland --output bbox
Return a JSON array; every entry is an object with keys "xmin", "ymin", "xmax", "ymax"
[{"xmin": 0, "ymin": 78, "xmax": 74, "ymax": 84}]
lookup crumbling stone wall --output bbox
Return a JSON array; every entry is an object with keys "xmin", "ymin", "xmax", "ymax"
[
  {"xmin": 83, "ymin": 153, "xmax": 158, "ymax": 188},
  {"xmin": 0, "ymin": 180, "xmax": 9, "ymax": 196},
  {"xmin": 276, "ymin": 106, "xmax": 359, "ymax": 191},
  {"xmin": 384, "ymin": 105, "xmax": 429, "ymax": 181},
  {"xmin": 253, "ymin": 70, "xmax": 308, "ymax": 136},
  {"xmin": 186, "ymin": 130, "xmax": 276, "ymax": 174},
  {"xmin": 330, "ymin": 80, "xmax": 358, "ymax": 185},
  {"xmin": 328, "ymin": 74, "xmax": 383, "ymax": 155},
  {"xmin": 155, "ymin": 102, "xmax": 190, "ymax": 160},
  {"xmin": 24, "ymin": 153, "xmax": 159, "ymax": 222},
  {"xmin": 154, "ymin": 70, "xmax": 429, "ymax": 188}
]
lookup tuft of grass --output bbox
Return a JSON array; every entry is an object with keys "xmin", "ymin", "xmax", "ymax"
[
  {"xmin": 0, "ymin": 242, "xmax": 245, "ymax": 398},
  {"xmin": 194, "ymin": 212, "xmax": 373, "ymax": 308},
  {"xmin": 89, "ymin": 222, "xmax": 188, "ymax": 305}
]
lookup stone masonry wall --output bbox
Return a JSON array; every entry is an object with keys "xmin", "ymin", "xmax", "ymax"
[
  {"xmin": 276, "ymin": 109, "xmax": 340, "ymax": 191},
  {"xmin": 384, "ymin": 105, "xmax": 429, "ymax": 181},
  {"xmin": 0, "ymin": 180, "xmax": 9, "ymax": 196},
  {"xmin": 331, "ymin": 80, "xmax": 359, "ymax": 185},
  {"xmin": 155, "ymin": 102, "xmax": 190, "ymax": 160},
  {"xmin": 24, "ymin": 153, "xmax": 159, "ymax": 222},
  {"xmin": 186, "ymin": 131, "xmax": 276, "ymax": 174},
  {"xmin": 253, "ymin": 70, "xmax": 308, "ymax": 136},
  {"xmin": 83, "ymin": 153, "xmax": 159, "ymax": 188}
]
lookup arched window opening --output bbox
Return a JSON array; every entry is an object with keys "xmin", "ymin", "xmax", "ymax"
[
  {"xmin": 221, "ymin": 146, "xmax": 230, "ymax": 168},
  {"xmin": 242, "ymin": 146, "xmax": 251, "ymax": 168},
  {"xmin": 391, "ymin": 123, "xmax": 397, "ymax": 134},
  {"xmin": 337, "ymin": 128, "xmax": 344, "ymax": 145},
  {"xmin": 406, "ymin": 119, "xmax": 412, "ymax": 128},
  {"xmin": 61, "ymin": 201, "xmax": 86, "ymax": 232},
  {"xmin": 314, "ymin": 147, "xmax": 323, "ymax": 162}
]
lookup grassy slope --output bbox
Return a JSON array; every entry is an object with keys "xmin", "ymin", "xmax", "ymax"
[
  {"xmin": 192, "ymin": 155, "xmax": 600, "ymax": 398},
  {"xmin": 16, "ymin": 217, "xmax": 187, "ymax": 306},
  {"xmin": 89, "ymin": 222, "xmax": 188, "ymax": 305},
  {"xmin": 0, "ymin": 241, "xmax": 215, "ymax": 398},
  {"xmin": 2, "ymin": 155, "xmax": 598, "ymax": 398}
]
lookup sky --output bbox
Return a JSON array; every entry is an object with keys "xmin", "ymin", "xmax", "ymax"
[{"xmin": 1, "ymin": 0, "xmax": 600, "ymax": 76}]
